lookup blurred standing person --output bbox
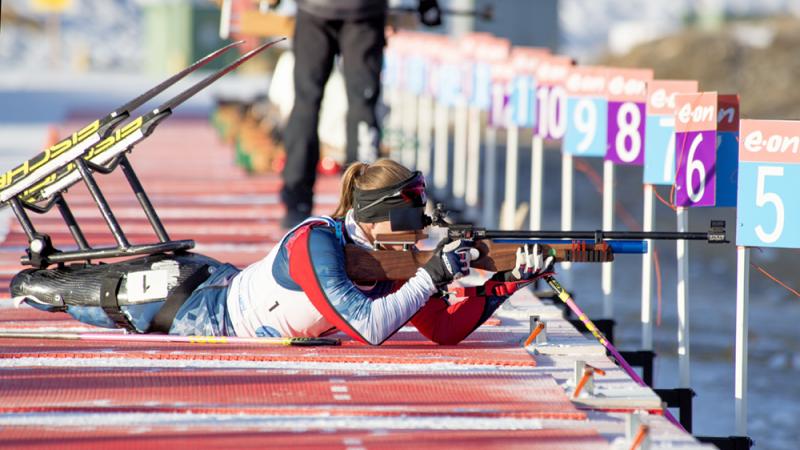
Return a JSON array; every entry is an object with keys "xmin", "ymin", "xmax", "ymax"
[{"xmin": 281, "ymin": 0, "xmax": 442, "ymax": 228}]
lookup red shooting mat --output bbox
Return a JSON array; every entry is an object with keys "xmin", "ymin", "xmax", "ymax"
[
  {"xmin": 0, "ymin": 367, "xmax": 580, "ymax": 419},
  {"xmin": 0, "ymin": 330, "xmax": 536, "ymax": 368},
  {"xmin": 0, "ymin": 428, "xmax": 606, "ymax": 450}
]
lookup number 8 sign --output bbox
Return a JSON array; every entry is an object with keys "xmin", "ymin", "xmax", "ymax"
[
  {"xmin": 605, "ymin": 69, "xmax": 653, "ymax": 165},
  {"xmin": 737, "ymin": 120, "xmax": 800, "ymax": 248}
]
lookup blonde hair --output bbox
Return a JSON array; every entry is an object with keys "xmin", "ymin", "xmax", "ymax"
[{"xmin": 332, "ymin": 159, "xmax": 412, "ymax": 219}]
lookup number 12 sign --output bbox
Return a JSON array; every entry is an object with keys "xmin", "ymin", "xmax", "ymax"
[
  {"xmin": 737, "ymin": 120, "xmax": 800, "ymax": 248},
  {"xmin": 674, "ymin": 92, "xmax": 718, "ymax": 206},
  {"xmin": 605, "ymin": 68, "xmax": 653, "ymax": 165}
]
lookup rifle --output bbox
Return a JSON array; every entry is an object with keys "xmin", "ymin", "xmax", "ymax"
[{"xmin": 344, "ymin": 204, "xmax": 728, "ymax": 283}]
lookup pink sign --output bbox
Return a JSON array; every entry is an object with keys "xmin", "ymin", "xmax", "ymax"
[
  {"xmin": 647, "ymin": 80, "xmax": 699, "ymax": 116},
  {"xmin": 674, "ymin": 92, "xmax": 718, "ymax": 132},
  {"xmin": 535, "ymin": 55, "xmax": 573, "ymax": 87},
  {"xmin": 510, "ymin": 46, "xmax": 550, "ymax": 76},
  {"xmin": 565, "ymin": 66, "xmax": 607, "ymax": 97},
  {"xmin": 740, "ymin": 120, "xmax": 800, "ymax": 164},
  {"xmin": 605, "ymin": 68, "xmax": 653, "ymax": 103}
]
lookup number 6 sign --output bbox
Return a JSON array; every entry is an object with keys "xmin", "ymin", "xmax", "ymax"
[
  {"xmin": 673, "ymin": 92, "xmax": 718, "ymax": 207},
  {"xmin": 605, "ymin": 68, "xmax": 653, "ymax": 165},
  {"xmin": 737, "ymin": 120, "xmax": 800, "ymax": 248}
]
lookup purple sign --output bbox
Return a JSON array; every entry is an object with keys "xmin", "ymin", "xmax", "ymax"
[
  {"xmin": 488, "ymin": 83, "xmax": 510, "ymax": 128},
  {"xmin": 605, "ymin": 101, "xmax": 646, "ymax": 165},
  {"xmin": 674, "ymin": 130, "xmax": 717, "ymax": 207}
]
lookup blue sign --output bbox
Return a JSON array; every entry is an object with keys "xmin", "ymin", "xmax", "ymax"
[
  {"xmin": 509, "ymin": 75, "xmax": 536, "ymax": 128},
  {"xmin": 406, "ymin": 56, "xmax": 427, "ymax": 96},
  {"xmin": 715, "ymin": 131, "xmax": 738, "ymax": 207},
  {"xmin": 471, "ymin": 63, "xmax": 492, "ymax": 111},
  {"xmin": 737, "ymin": 162, "xmax": 800, "ymax": 248},
  {"xmin": 436, "ymin": 63, "xmax": 461, "ymax": 107},
  {"xmin": 563, "ymin": 96, "xmax": 607, "ymax": 157},
  {"xmin": 643, "ymin": 114, "xmax": 675, "ymax": 185}
]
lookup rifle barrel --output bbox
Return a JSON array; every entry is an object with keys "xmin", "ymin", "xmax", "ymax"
[{"xmin": 481, "ymin": 230, "xmax": 712, "ymax": 241}]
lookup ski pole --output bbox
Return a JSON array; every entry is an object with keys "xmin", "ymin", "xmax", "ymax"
[
  {"xmin": 543, "ymin": 275, "xmax": 685, "ymax": 432},
  {"xmin": 0, "ymin": 332, "xmax": 340, "ymax": 347}
]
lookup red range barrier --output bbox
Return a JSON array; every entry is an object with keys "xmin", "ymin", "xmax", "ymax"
[
  {"xmin": 0, "ymin": 367, "xmax": 580, "ymax": 419},
  {"xmin": 0, "ymin": 427, "xmax": 606, "ymax": 450}
]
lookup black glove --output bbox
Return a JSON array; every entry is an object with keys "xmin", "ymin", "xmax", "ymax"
[
  {"xmin": 423, "ymin": 239, "xmax": 477, "ymax": 286},
  {"xmin": 418, "ymin": 0, "xmax": 442, "ymax": 27}
]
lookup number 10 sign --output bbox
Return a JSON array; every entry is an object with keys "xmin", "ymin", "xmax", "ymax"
[{"xmin": 737, "ymin": 120, "xmax": 800, "ymax": 248}]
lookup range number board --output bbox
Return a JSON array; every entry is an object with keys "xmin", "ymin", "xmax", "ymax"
[
  {"xmin": 563, "ymin": 66, "xmax": 607, "ymax": 157},
  {"xmin": 673, "ymin": 92, "xmax": 718, "ymax": 207},
  {"xmin": 643, "ymin": 80, "xmax": 698, "ymax": 185},
  {"xmin": 535, "ymin": 55, "xmax": 572, "ymax": 140},
  {"xmin": 472, "ymin": 37, "xmax": 511, "ymax": 112},
  {"xmin": 488, "ymin": 61, "xmax": 514, "ymax": 128},
  {"xmin": 605, "ymin": 68, "xmax": 653, "ymax": 165},
  {"xmin": 715, "ymin": 95, "xmax": 740, "ymax": 207},
  {"xmin": 508, "ymin": 47, "xmax": 548, "ymax": 128},
  {"xmin": 737, "ymin": 120, "xmax": 800, "ymax": 248}
]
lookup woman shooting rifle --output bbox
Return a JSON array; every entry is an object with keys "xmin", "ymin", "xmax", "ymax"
[{"xmin": 17, "ymin": 159, "xmax": 552, "ymax": 345}]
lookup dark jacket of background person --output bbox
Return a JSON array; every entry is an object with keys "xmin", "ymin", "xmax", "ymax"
[
  {"xmin": 295, "ymin": 0, "xmax": 388, "ymax": 20},
  {"xmin": 281, "ymin": 0, "xmax": 388, "ymax": 226}
]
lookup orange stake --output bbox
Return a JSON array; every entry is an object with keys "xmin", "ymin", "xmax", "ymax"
[
  {"xmin": 523, "ymin": 322, "xmax": 545, "ymax": 347},
  {"xmin": 629, "ymin": 424, "xmax": 650, "ymax": 450},
  {"xmin": 572, "ymin": 365, "xmax": 606, "ymax": 398}
]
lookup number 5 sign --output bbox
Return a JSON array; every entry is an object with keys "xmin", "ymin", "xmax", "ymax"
[
  {"xmin": 674, "ymin": 92, "xmax": 718, "ymax": 206},
  {"xmin": 605, "ymin": 68, "xmax": 653, "ymax": 165},
  {"xmin": 737, "ymin": 120, "xmax": 800, "ymax": 248}
]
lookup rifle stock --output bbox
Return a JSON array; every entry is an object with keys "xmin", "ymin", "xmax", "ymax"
[{"xmin": 345, "ymin": 241, "xmax": 613, "ymax": 283}]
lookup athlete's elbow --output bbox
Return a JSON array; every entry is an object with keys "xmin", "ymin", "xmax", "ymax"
[{"xmin": 360, "ymin": 329, "xmax": 386, "ymax": 346}]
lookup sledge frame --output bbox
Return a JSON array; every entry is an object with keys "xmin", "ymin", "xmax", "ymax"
[{"xmin": 6, "ymin": 145, "xmax": 194, "ymax": 268}]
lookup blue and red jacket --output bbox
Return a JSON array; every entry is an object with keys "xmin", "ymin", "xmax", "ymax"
[{"xmin": 226, "ymin": 214, "xmax": 524, "ymax": 345}]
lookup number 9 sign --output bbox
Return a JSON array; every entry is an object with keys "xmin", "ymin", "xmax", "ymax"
[
  {"xmin": 564, "ymin": 66, "xmax": 607, "ymax": 157},
  {"xmin": 605, "ymin": 69, "xmax": 653, "ymax": 165},
  {"xmin": 737, "ymin": 120, "xmax": 800, "ymax": 248}
]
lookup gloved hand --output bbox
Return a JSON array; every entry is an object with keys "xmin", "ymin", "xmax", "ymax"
[
  {"xmin": 423, "ymin": 239, "xmax": 478, "ymax": 286},
  {"xmin": 499, "ymin": 244, "xmax": 554, "ymax": 282},
  {"xmin": 418, "ymin": 0, "xmax": 442, "ymax": 27}
]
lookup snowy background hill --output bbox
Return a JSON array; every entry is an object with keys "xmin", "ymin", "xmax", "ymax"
[{"xmin": 0, "ymin": 0, "xmax": 142, "ymax": 71}]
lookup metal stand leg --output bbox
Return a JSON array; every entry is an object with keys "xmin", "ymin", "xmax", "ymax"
[
  {"xmin": 120, "ymin": 156, "xmax": 170, "ymax": 242},
  {"xmin": 9, "ymin": 198, "xmax": 37, "ymax": 241},
  {"xmin": 55, "ymin": 195, "xmax": 90, "ymax": 250},
  {"xmin": 74, "ymin": 159, "xmax": 130, "ymax": 249}
]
